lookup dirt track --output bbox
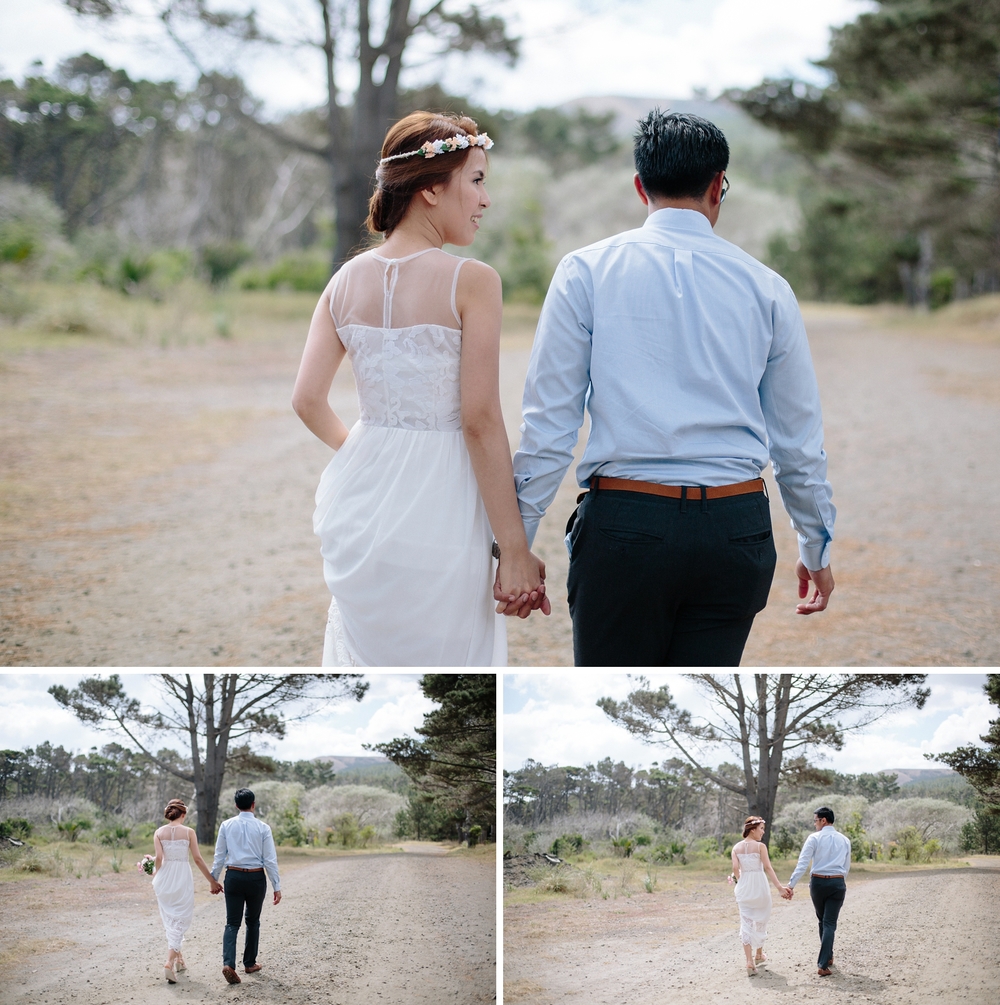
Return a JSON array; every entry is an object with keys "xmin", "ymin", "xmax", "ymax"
[
  {"xmin": 2, "ymin": 846, "xmax": 494, "ymax": 1005},
  {"xmin": 503, "ymin": 861, "xmax": 1000, "ymax": 1005},
  {"xmin": 1, "ymin": 301, "xmax": 998, "ymax": 666}
]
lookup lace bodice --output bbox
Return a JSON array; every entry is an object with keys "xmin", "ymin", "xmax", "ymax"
[
  {"xmin": 158, "ymin": 826, "xmax": 191, "ymax": 861},
  {"xmin": 331, "ymin": 248, "xmax": 468, "ymax": 431},
  {"xmin": 736, "ymin": 839, "xmax": 764, "ymax": 872}
]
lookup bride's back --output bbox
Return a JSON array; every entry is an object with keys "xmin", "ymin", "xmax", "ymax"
[{"xmin": 331, "ymin": 247, "xmax": 468, "ymax": 431}]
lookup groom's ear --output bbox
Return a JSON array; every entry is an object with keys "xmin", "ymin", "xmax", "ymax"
[{"xmin": 633, "ymin": 173, "xmax": 650, "ymax": 206}]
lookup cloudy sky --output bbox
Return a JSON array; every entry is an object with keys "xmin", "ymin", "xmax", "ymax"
[
  {"xmin": 0, "ymin": 672, "xmax": 435, "ymax": 760},
  {"xmin": 2, "ymin": 0, "xmax": 874, "ymax": 114},
  {"xmin": 503, "ymin": 673, "xmax": 994, "ymax": 775}
]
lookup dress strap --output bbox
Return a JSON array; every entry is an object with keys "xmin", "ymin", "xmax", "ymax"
[{"xmin": 450, "ymin": 258, "xmax": 468, "ymax": 327}]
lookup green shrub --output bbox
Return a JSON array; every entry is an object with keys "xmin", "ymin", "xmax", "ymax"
[
  {"xmin": 929, "ymin": 268, "xmax": 956, "ymax": 310},
  {"xmin": 611, "ymin": 836, "xmax": 635, "ymax": 858},
  {"xmin": 550, "ymin": 833, "xmax": 586, "ymax": 857},
  {"xmin": 0, "ymin": 181, "xmax": 65, "ymax": 268},
  {"xmin": 201, "ymin": 242, "xmax": 252, "ymax": 287},
  {"xmin": 393, "ymin": 807, "xmax": 412, "ymax": 839},
  {"xmin": 330, "ymin": 812, "xmax": 360, "ymax": 848},
  {"xmin": 57, "ymin": 818, "xmax": 92, "ymax": 842},
  {"xmin": 773, "ymin": 825, "xmax": 797, "ymax": 857},
  {"xmin": 359, "ymin": 824, "xmax": 377, "ymax": 848},
  {"xmin": 265, "ymin": 252, "xmax": 330, "ymax": 293},
  {"xmin": 273, "ymin": 797, "xmax": 309, "ymax": 847},
  {"xmin": 468, "ymin": 824, "xmax": 483, "ymax": 847},
  {"xmin": 897, "ymin": 825, "xmax": 923, "ymax": 862},
  {"xmin": 842, "ymin": 811, "xmax": 870, "ymax": 861},
  {"xmin": 0, "ymin": 817, "xmax": 33, "ymax": 840}
]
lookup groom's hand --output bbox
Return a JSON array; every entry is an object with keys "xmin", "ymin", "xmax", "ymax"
[
  {"xmin": 494, "ymin": 569, "xmax": 548, "ymax": 617},
  {"xmin": 273, "ymin": 891, "xmax": 282, "ymax": 905}
]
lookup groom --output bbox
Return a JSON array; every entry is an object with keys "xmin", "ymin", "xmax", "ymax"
[
  {"xmin": 510, "ymin": 109, "xmax": 836, "ymax": 665},
  {"xmin": 782, "ymin": 806, "xmax": 852, "ymax": 976},
  {"xmin": 211, "ymin": 788, "xmax": 282, "ymax": 984}
]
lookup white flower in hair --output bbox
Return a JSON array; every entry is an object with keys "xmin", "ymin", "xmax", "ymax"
[{"xmin": 380, "ymin": 132, "xmax": 495, "ymax": 165}]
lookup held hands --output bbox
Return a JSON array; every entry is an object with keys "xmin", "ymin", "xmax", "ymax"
[
  {"xmin": 795, "ymin": 559, "xmax": 834, "ymax": 614},
  {"xmin": 210, "ymin": 879, "xmax": 223, "ymax": 895},
  {"xmin": 493, "ymin": 548, "xmax": 551, "ymax": 618},
  {"xmin": 780, "ymin": 885, "xmax": 794, "ymax": 900}
]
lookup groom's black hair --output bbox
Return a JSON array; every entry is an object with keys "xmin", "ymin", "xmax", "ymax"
[
  {"xmin": 235, "ymin": 788, "xmax": 255, "ymax": 810},
  {"xmin": 815, "ymin": 806, "xmax": 835, "ymax": 824},
  {"xmin": 634, "ymin": 110, "xmax": 729, "ymax": 200}
]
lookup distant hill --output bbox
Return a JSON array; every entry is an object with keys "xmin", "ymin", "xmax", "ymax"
[
  {"xmin": 314, "ymin": 755, "xmax": 390, "ymax": 771},
  {"xmin": 890, "ymin": 767, "xmax": 959, "ymax": 786}
]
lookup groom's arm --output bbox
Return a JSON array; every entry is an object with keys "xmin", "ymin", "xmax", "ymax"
[
  {"xmin": 787, "ymin": 831, "xmax": 817, "ymax": 888},
  {"xmin": 210, "ymin": 821, "xmax": 227, "ymax": 880},
  {"xmin": 512, "ymin": 255, "xmax": 594, "ymax": 545}
]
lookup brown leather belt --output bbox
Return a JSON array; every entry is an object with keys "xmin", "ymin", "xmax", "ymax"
[
  {"xmin": 226, "ymin": 866, "xmax": 264, "ymax": 872},
  {"xmin": 811, "ymin": 873, "xmax": 844, "ymax": 879},
  {"xmin": 591, "ymin": 476, "xmax": 765, "ymax": 500}
]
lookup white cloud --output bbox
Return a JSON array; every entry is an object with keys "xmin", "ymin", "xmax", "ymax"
[
  {"xmin": 0, "ymin": 672, "xmax": 434, "ymax": 761},
  {"xmin": 1, "ymin": 0, "xmax": 877, "ymax": 116},
  {"xmin": 503, "ymin": 673, "xmax": 991, "ymax": 775}
]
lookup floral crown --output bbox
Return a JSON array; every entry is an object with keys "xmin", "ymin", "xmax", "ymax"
[{"xmin": 379, "ymin": 132, "xmax": 494, "ymax": 165}]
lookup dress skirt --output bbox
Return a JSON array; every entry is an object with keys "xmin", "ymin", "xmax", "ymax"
[
  {"xmin": 152, "ymin": 857, "xmax": 194, "ymax": 951},
  {"xmin": 314, "ymin": 421, "xmax": 507, "ymax": 667},
  {"xmin": 734, "ymin": 868, "xmax": 772, "ymax": 949}
]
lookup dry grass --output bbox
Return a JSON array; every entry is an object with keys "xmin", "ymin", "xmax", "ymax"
[{"xmin": 0, "ymin": 279, "xmax": 319, "ymax": 354}]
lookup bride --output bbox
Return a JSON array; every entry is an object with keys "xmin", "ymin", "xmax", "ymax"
[
  {"xmin": 293, "ymin": 111, "xmax": 549, "ymax": 666},
  {"xmin": 731, "ymin": 816, "xmax": 790, "ymax": 973},
  {"xmin": 152, "ymin": 799, "xmax": 221, "ymax": 982}
]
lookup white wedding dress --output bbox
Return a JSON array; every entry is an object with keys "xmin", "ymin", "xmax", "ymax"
[
  {"xmin": 314, "ymin": 247, "xmax": 507, "ymax": 666},
  {"xmin": 734, "ymin": 843, "xmax": 772, "ymax": 950},
  {"xmin": 152, "ymin": 826, "xmax": 195, "ymax": 952}
]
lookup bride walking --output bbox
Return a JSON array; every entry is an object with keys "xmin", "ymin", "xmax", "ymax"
[
  {"xmin": 731, "ymin": 816, "xmax": 790, "ymax": 974},
  {"xmin": 293, "ymin": 111, "xmax": 549, "ymax": 666},
  {"xmin": 152, "ymin": 799, "xmax": 222, "ymax": 982}
]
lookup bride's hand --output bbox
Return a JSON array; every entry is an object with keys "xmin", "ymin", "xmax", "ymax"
[{"xmin": 494, "ymin": 548, "xmax": 550, "ymax": 618}]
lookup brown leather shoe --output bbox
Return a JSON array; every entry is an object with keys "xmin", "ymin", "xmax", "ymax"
[
  {"xmin": 244, "ymin": 964, "xmax": 262, "ymax": 974},
  {"xmin": 817, "ymin": 967, "xmax": 833, "ymax": 977},
  {"xmin": 222, "ymin": 966, "xmax": 241, "ymax": 984}
]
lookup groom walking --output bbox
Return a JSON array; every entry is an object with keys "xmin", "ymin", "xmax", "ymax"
[
  {"xmin": 783, "ymin": 806, "xmax": 852, "ymax": 976},
  {"xmin": 211, "ymin": 788, "xmax": 282, "ymax": 984},
  {"xmin": 511, "ymin": 110, "xmax": 836, "ymax": 665}
]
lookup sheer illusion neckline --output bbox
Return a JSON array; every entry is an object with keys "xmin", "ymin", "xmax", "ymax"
[{"xmin": 370, "ymin": 247, "xmax": 440, "ymax": 264}]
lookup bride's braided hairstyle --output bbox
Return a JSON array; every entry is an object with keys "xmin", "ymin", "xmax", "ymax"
[
  {"xmin": 367, "ymin": 111, "xmax": 484, "ymax": 236},
  {"xmin": 164, "ymin": 799, "xmax": 187, "ymax": 821}
]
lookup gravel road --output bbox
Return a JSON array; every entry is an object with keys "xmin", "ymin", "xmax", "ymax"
[
  {"xmin": 2, "ymin": 846, "xmax": 494, "ymax": 1005},
  {"xmin": 2, "ymin": 303, "xmax": 997, "ymax": 665},
  {"xmin": 503, "ymin": 863, "xmax": 1000, "ymax": 1005}
]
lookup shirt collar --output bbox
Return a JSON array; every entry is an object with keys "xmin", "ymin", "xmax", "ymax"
[
  {"xmin": 238, "ymin": 811, "xmax": 255, "ymax": 819},
  {"xmin": 643, "ymin": 207, "xmax": 714, "ymax": 235}
]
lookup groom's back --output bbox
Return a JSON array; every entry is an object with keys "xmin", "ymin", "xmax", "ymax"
[{"xmin": 542, "ymin": 207, "xmax": 806, "ymax": 489}]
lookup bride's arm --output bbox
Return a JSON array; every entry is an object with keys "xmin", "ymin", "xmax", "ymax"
[
  {"xmin": 457, "ymin": 261, "xmax": 549, "ymax": 614},
  {"xmin": 187, "ymin": 828, "xmax": 218, "ymax": 886},
  {"xmin": 292, "ymin": 282, "xmax": 352, "ymax": 450},
  {"xmin": 153, "ymin": 830, "xmax": 163, "ymax": 873},
  {"xmin": 758, "ymin": 842, "xmax": 787, "ymax": 893},
  {"xmin": 730, "ymin": 845, "xmax": 741, "ymax": 881}
]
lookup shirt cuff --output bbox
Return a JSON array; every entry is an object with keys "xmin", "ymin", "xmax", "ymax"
[
  {"xmin": 799, "ymin": 538, "xmax": 831, "ymax": 572},
  {"xmin": 522, "ymin": 516, "xmax": 541, "ymax": 549}
]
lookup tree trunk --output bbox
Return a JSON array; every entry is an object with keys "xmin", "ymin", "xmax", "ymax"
[{"xmin": 331, "ymin": 0, "xmax": 411, "ymax": 270}]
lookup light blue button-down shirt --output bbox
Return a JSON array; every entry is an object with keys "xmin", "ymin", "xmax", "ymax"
[
  {"xmin": 788, "ymin": 824, "xmax": 852, "ymax": 887},
  {"xmin": 211, "ymin": 811, "xmax": 281, "ymax": 891},
  {"xmin": 512, "ymin": 207, "xmax": 835, "ymax": 570}
]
